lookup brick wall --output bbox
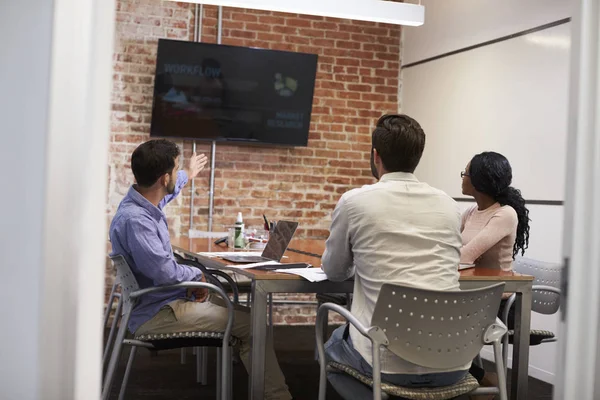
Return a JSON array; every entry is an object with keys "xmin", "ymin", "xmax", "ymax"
[{"xmin": 107, "ymin": 0, "xmax": 402, "ymax": 323}]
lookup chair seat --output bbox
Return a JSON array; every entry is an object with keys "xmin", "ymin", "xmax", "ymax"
[
  {"xmin": 134, "ymin": 331, "xmax": 239, "ymax": 350},
  {"xmin": 327, "ymin": 361, "xmax": 479, "ymax": 400},
  {"xmin": 507, "ymin": 329, "xmax": 555, "ymax": 346}
]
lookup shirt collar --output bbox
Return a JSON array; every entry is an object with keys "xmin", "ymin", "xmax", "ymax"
[
  {"xmin": 379, "ymin": 172, "xmax": 419, "ymax": 182},
  {"xmin": 126, "ymin": 185, "xmax": 164, "ymax": 221}
]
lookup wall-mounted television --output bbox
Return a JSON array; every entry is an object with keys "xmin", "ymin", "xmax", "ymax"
[{"xmin": 150, "ymin": 39, "xmax": 318, "ymax": 147}]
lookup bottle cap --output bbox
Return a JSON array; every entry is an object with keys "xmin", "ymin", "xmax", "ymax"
[{"xmin": 236, "ymin": 212, "xmax": 243, "ymax": 223}]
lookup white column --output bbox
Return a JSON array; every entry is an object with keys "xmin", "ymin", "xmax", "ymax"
[
  {"xmin": 556, "ymin": 0, "xmax": 600, "ymax": 399},
  {"xmin": 0, "ymin": 1, "xmax": 115, "ymax": 399}
]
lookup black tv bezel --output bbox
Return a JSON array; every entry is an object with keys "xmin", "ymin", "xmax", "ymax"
[{"xmin": 149, "ymin": 39, "xmax": 318, "ymax": 148}]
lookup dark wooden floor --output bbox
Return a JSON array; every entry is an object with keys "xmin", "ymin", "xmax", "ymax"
[{"xmin": 105, "ymin": 325, "xmax": 553, "ymax": 399}]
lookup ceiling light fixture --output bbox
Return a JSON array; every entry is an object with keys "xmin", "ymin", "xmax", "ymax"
[{"xmin": 172, "ymin": 0, "xmax": 425, "ymax": 26}]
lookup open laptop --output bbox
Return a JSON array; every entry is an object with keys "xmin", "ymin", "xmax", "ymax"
[{"xmin": 220, "ymin": 220, "xmax": 299, "ymax": 264}]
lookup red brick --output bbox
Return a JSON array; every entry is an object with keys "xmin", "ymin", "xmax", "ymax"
[
  {"xmin": 286, "ymin": 18, "xmax": 312, "ymax": 28},
  {"xmin": 258, "ymin": 15, "xmax": 285, "ymax": 25},
  {"xmin": 245, "ymin": 22, "xmax": 272, "ymax": 32}
]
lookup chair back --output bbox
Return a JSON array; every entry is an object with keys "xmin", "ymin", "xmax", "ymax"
[
  {"xmin": 110, "ymin": 255, "xmax": 140, "ymax": 316},
  {"xmin": 514, "ymin": 257, "xmax": 561, "ymax": 314},
  {"xmin": 371, "ymin": 282, "xmax": 505, "ymax": 369}
]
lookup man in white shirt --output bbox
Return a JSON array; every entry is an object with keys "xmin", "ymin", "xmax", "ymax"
[{"xmin": 321, "ymin": 114, "xmax": 469, "ymax": 399}]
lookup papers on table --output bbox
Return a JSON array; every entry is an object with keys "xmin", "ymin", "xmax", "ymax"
[
  {"xmin": 459, "ymin": 263, "xmax": 476, "ymax": 270},
  {"xmin": 225, "ymin": 260, "xmax": 280, "ymax": 269},
  {"xmin": 274, "ymin": 268, "xmax": 329, "ymax": 282}
]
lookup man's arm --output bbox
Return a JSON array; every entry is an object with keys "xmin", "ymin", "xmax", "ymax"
[
  {"xmin": 159, "ymin": 153, "xmax": 208, "ymax": 209},
  {"xmin": 321, "ymin": 195, "xmax": 355, "ymax": 281},
  {"xmin": 127, "ymin": 216, "xmax": 202, "ymax": 285},
  {"xmin": 158, "ymin": 170, "xmax": 188, "ymax": 209}
]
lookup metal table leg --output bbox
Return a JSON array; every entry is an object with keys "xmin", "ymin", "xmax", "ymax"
[
  {"xmin": 249, "ymin": 280, "xmax": 268, "ymax": 400},
  {"xmin": 511, "ymin": 286, "xmax": 532, "ymax": 400}
]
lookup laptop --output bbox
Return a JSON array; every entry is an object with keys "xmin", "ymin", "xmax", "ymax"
[{"xmin": 220, "ymin": 220, "xmax": 299, "ymax": 264}]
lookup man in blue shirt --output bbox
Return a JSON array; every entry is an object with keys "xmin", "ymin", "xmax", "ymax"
[{"xmin": 110, "ymin": 139, "xmax": 291, "ymax": 400}]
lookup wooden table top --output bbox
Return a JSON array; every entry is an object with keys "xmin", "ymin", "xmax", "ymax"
[{"xmin": 171, "ymin": 237, "xmax": 533, "ymax": 282}]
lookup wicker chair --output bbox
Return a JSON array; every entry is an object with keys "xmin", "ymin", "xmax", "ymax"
[
  {"xmin": 102, "ymin": 255, "xmax": 236, "ymax": 400},
  {"xmin": 316, "ymin": 283, "xmax": 509, "ymax": 400},
  {"xmin": 501, "ymin": 257, "xmax": 561, "ymax": 375}
]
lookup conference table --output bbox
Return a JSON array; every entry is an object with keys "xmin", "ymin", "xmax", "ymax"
[{"xmin": 171, "ymin": 237, "xmax": 533, "ymax": 400}]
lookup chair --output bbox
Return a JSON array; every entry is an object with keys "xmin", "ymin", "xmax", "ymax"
[
  {"xmin": 316, "ymin": 283, "xmax": 509, "ymax": 400},
  {"xmin": 102, "ymin": 255, "xmax": 236, "ymax": 400},
  {"xmin": 501, "ymin": 257, "xmax": 561, "ymax": 374},
  {"xmin": 103, "ymin": 279, "xmax": 122, "ymax": 369}
]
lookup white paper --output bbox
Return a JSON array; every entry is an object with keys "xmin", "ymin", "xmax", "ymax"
[
  {"xmin": 225, "ymin": 260, "xmax": 281, "ymax": 269},
  {"xmin": 274, "ymin": 268, "xmax": 329, "ymax": 282},
  {"xmin": 459, "ymin": 263, "xmax": 476, "ymax": 270}
]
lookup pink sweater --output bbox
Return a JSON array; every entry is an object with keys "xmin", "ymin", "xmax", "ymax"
[{"xmin": 460, "ymin": 203, "xmax": 518, "ymax": 271}]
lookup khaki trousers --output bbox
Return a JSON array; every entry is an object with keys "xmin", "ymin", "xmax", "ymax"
[{"xmin": 136, "ymin": 297, "xmax": 292, "ymax": 400}]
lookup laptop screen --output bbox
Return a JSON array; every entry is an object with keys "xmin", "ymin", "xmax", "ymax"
[{"xmin": 261, "ymin": 221, "xmax": 299, "ymax": 261}]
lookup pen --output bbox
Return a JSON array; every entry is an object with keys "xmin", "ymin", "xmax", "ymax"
[{"xmin": 263, "ymin": 214, "xmax": 270, "ymax": 231}]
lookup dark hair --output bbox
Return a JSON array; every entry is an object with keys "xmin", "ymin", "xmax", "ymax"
[
  {"xmin": 131, "ymin": 139, "xmax": 180, "ymax": 187},
  {"xmin": 469, "ymin": 151, "xmax": 530, "ymax": 258},
  {"xmin": 372, "ymin": 114, "xmax": 426, "ymax": 173}
]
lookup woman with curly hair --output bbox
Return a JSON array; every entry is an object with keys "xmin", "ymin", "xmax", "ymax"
[
  {"xmin": 460, "ymin": 151, "xmax": 530, "ymax": 270},
  {"xmin": 460, "ymin": 152, "xmax": 531, "ymax": 397}
]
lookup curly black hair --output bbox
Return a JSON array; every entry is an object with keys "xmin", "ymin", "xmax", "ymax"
[{"xmin": 469, "ymin": 152, "xmax": 530, "ymax": 258}]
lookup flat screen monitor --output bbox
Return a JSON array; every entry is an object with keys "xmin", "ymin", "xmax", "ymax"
[{"xmin": 150, "ymin": 39, "xmax": 318, "ymax": 147}]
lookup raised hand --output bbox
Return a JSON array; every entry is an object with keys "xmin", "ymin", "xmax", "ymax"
[{"xmin": 185, "ymin": 152, "xmax": 208, "ymax": 180}]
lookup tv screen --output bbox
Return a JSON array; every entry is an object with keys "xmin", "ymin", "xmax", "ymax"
[{"xmin": 150, "ymin": 39, "xmax": 318, "ymax": 147}]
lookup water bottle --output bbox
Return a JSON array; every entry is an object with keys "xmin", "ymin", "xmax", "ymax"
[{"xmin": 234, "ymin": 212, "xmax": 245, "ymax": 249}]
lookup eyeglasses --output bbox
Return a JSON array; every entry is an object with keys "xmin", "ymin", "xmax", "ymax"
[{"xmin": 460, "ymin": 171, "xmax": 470, "ymax": 178}]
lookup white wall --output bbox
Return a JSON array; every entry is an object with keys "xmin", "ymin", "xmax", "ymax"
[
  {"xmin": 402, "ymin": 0, "xmax": 573, "ymax": 384},
  {"xmin": 404, "ymin": 22, "xmax": 570, "ymax": 201},
  {"xmin": 0, "ymin": 3, "xmax": 53, "ymax": 399},
  {"xmin": 403, "ymin": 0, "xmax": 571, "ymax": 65},
  {"xmin": 0, "ymin": 1, "xmax": 115, "ymax": 399}
]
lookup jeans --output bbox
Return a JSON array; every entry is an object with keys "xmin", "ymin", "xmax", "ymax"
[{"xmin": 324, "ymin": 325, "xmax": 468, "ymax": 400}]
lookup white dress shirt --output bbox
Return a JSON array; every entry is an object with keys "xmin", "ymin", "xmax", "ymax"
[{"xmin": 322, "ymin": 172, "xmax": 469, "ymax": 374}]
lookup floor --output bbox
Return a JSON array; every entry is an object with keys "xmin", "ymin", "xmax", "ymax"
[{"xmin": 105, "ymin": 325, "xmax": 553, "ymax": 400}]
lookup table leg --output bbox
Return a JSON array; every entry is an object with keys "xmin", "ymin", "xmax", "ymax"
[
  {"xmin": 249, "ymin": 280, "xmax": 268, "ymax": 400},
  {"xmin": 511, "ymin": 286, "xmax": 532, "ymax": 400}
]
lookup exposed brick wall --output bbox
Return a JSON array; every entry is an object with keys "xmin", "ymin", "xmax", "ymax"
[
  {"xmin": 109, "ymin": 0, "xmax": 401, "ymax": 236},
  {"xmin": 107, "ymin": 0, "xmax": 401, "ymax": 324}
]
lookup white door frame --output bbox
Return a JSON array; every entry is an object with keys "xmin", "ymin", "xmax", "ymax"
[
  {"xmin": 39, "ymin": 0, "xmax": 116, "ymax": 399},
  {"xmin": 556, "ymin": 0, "xmax": 600, "ymax": 399}
]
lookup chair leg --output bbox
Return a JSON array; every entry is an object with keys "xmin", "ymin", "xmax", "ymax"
[
  {"xmin": 502, "ymin": 331, "xmax": 510, "ymax": 378},
  {"xmin": 103, "ymin": 281, "xmax": 118, "ymax": 329},
  {"xmin": 315, "ymin": 300, "xmax": 327, "ymax": 361},
  {"xmin": 102, "ymin": 318, "xmax": 129, "ymax": 400},
  {"xmin": 216, "ymin": 347, "xmax": 222, "ymax": 400},
  {"xmin": 103, "ymin": 296, "xmax": 122, "ymax": 370},
  {"xmin": 193, "ymin": 346, "xmax": 197, "ymax": 355},
  {"xmin": 118, "ymin": 346, "xmax": 137, "ymax": 400},
  {"xmin": 268, "ymin": 293, "xmax": 274, "ymax": 338},
  {"xmin": 493, "ymin": 340, "xmax": 509, "ymax": 400},
  {"xmin": 196, "ymin": 347, "xmax": 202, "ymax": 384},
  {"xmin": 201, "ymin": 347, "xmax": 208, "ymax": 385},
  {"xmin": 228, "ymin": 346, "xmax": 233, "ymax": 400}
]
